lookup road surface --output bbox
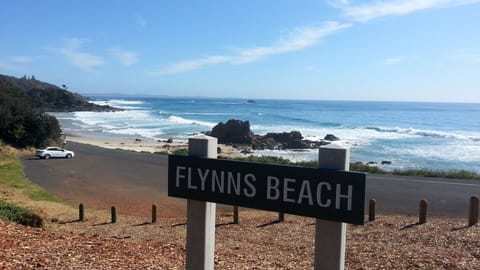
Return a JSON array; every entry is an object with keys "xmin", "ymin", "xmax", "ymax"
[{"xmin": 23, "ymin": 142, "xmax": 480, "ymax": 218}]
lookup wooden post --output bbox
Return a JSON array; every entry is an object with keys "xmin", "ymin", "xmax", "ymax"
[
  {"xmin": 368, "ymin": 199, "xmax": 376, "ymax": 222},
  {"xmin": 111, "ymin": 206, "xmax": 117, "ymax": 223},
  {"xmin": 233, "ymin": 206, "xmax": 239, "ymax": 224},
  {"xmin": 152, "ymin": 204, "xmax": 158, "ymax": 223},
  {"xmin": 79, "ymin": 203, "xmax": 84, "ymax": 221},
  {"xmin": 468, "ymin": 196, "xmax": 479, "ymax": 227},
  {"xmin": 419, "ymin": 199, "xmax": 428, "ymax": 224},
  {"xmin": 278, "ymin": 212, "xmax": 285, "ymax": 222},
  {"xmin": 186, "ymin": 135, "xmax": 217, "ymax": 270},
  {"xmin": 314, "ymin": 145, "xmax": 349, "ymax": 270}
]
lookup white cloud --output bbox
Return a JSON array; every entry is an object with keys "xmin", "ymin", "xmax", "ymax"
[
  {"xmin": 110, "ymin": 48, "xmax": 139, "ymax": 66},
  {"xmin": 150, "ymin": 55, "xmax": 231, "ymax": 75},
  {"xmin": 58, "ymin": 38, "xmax": 104, "ymax": 71},
  {"xmin": 379, "ymin": 57, "xmax": 402, "ymax": 66},
  {"xmin": 337, "ymin": 0, "xmax": 480, "ymax": 22},
  {"xmin": 152, "ymin": 21, "xmax": 351, "ymax": 75},
  {"xmin": 232, "ymin": 22, "xmax": 352, "ymax": 64}
]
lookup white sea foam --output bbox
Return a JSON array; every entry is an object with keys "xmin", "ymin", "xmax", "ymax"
[
  {"xmin": 69, "ymin": 109, "xmax": 216, "ymax": 140},
  {"xmin": 166, "ymin": 116, "xmax": 216, "ymax": 127},
  {"xmin": 365, "ymin": 126, "xmax": 480, "ymax": 142},
  {"xmin": 91, "ymin": 99, "xmax": 145, "ymax": 110}
]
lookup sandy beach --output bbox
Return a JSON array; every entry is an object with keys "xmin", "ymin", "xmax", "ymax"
[{"xmin": 65, "ymin": 134, "xmax": 243, "ymax": 159}]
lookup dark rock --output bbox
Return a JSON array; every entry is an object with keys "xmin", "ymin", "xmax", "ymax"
[
  {"xmin": 252, "ymin": 131, "xmax": 309, "ymax": 150},
  {"xmin": 324, "ymin": 134, "xmax": 340, "ymax": 141},
  {"xmin": 381, "ymin": 160, "xmax": 392, "ymax": 165},
  {"xmin": 166, "ymin": 138, "xmax": 173, "ymax": 143},
  {"xmin": 206, "ymin": 119, "xmax": 254, "ymax": 144},
  {"xmin": 135, "ymin": 138, "xmax": 142, "ymax": 142},
  {"xmin": 241, "ymin": 149, "xmax": 253, "ymax": 155}
]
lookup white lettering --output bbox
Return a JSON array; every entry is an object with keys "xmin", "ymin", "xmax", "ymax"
[
  {"xmin": 243, "ymin": 174, "xmax": 256, "ymax": 197},
  {"xmin": 212, "ymin": 170, "xmax": 225, "ymax": 193},
  {"xmin": 227, "ymin": 172, "xmax": 241, "ymax": 195},
  {"xmin": 187, "ymin": 167, "xmax": 196, "ymax": 189},
  {"xmin": 316, "ymin": 182, "xmax": 331, "ymax": 207},
  {"xmin": 197, "ymin": 168, "xmax": 210, "ymax": 191},
  {"xmin": 283, "ymin": 178, "xmax": 296, "ymax": 203},
  {"xmin": 335, "ymin": 184, "xmax": 353, "ymax": 211},
  {"xmin": 266, "ymin": 176, "xmax": 280, "ymax": 200},
  {"xmin": 175, "ymin": 166, "xmax": 186, "ymax": 187},
  {"xmin": 297, "ymin": 180, "xmax": 313, "ymax": 205}
]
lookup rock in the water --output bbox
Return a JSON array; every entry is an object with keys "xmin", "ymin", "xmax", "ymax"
[
  {"xmin": 252, "ymin": 131, "xmax": 309, "ymax": 150},
  {"xmin": 206, "ymin": 119, "xmax": 254, "ymax": 144},
  {"xmin": 324, "ymin": 134, "xmax": 340, "ymax": 141}
]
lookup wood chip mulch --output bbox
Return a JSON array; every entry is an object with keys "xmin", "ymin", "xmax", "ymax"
[{"xmin": 1, "ymin": 211, "xmax": 479, "ymax": 269}]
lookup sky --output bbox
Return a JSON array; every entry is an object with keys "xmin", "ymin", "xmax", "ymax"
[{"xmin": 1, "ymin": 0, "xmax": 479, "ymax": 102}]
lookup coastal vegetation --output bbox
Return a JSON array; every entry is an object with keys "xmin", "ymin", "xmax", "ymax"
[
  {"xmin": 0, "ymin": 74, "xmax": 120, "ymax": 148},
  {"xmin": 0, "ymin": 79, "xmax": 61, "ymax": 148},
  {"xmin": 0, "ymin": 146, "xmax": 58, "ymax": 227},
  {"xmin": 0, "ymin": 200, "xmax": 43, "ymax": 227},
  {"xmin": 0, "ymin": 146, "xmax": 59, "ymax": 202},
  {"xmin": 0, "ymin": 74, "xmax": 118, "ymax": 112}
]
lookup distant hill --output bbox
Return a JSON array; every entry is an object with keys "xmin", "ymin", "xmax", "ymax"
[{"xmin": 0, "ymin": 74, "xmax": 119, "ymax": 112}]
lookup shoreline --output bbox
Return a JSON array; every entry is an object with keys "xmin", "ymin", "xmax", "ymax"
[{"xmin": 65, "ymin": 134, "xmax": 243, "ymax": 159}]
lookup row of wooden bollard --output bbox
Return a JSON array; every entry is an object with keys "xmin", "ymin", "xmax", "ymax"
[
  {"xmin": 367, "ymin": 196, "xmax": 480, "ymax": 226},
  {"xmin": 77, "ymin": 197, "xmax": 479, "ymax": 226},
  {"xmin": 77, "ymin": 203, "xmax": 159, "ymax": 223}
]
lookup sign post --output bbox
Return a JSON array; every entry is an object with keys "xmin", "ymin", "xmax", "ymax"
[
  {"xmin": 185, "ymin": 135, "xmax": 217, "ymax": 270},
  {"xmin": 169, "ymin": 141, "xmax": 365, "ymax": 269},
  {"xmin": 314, "ymin": 145, "xmax": 350, "ymax": 270}
]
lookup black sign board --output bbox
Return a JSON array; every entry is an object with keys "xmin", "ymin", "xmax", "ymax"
[{"xmin": 168, "ymin": 155, "xmax": 366, "ymax": 225}]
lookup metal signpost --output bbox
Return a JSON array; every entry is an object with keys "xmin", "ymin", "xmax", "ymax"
[{"xmin": 170, "ymin": 135, "xmax": 366, "ymax": 270}]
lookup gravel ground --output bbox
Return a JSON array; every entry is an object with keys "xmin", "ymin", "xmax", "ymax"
[{"xmin": 1, "ymin": 209, "xmax": 479, "ymax": 269}]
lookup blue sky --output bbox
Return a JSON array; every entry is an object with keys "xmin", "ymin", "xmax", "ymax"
[{"xmin": 1, "ymin": 0, "xmax": 479, "ymax": 102}]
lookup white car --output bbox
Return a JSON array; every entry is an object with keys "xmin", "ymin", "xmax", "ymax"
[{"xmin": 36, "ymin": 147, "xmax": 75, "ymax": 159}]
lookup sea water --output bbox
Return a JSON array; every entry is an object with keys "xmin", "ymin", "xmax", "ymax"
[{"xmin": 53, "ymin": 96, "xmax": 480, "ymax": 172}]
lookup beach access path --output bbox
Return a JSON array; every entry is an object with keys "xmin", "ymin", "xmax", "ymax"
[{"xmin": 22, "ymin": 142, "xmax": 480, "ymax": 218}]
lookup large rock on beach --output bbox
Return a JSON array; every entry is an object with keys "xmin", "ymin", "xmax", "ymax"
[
  {"xmin": 252, "ymin": 131, "xmax": 309, "ymax": 150},
  {"xmin": 206, "ymin": 119, "xmax": 336, "ymax": 150},
  {"xmin": 207, "ymin": 119, "xmax": 254, "ymax": 144}
]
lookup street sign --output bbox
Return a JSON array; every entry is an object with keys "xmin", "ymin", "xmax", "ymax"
[{"xmin": 169, "ymin": 155, "xmax": 366, "ymax": 225}]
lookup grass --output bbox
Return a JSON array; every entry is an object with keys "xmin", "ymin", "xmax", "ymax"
[
  {"xmin": 0, "ymin": 199, "xmax": 43, "ymax": 227},
  {"xmin": 0, "ymin": 150, "xmax": 59, "ymax": 202}
]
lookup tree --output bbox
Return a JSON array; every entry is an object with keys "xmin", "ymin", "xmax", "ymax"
[{"xmin": 0, "ymin": 81, "xmax": 61, "ymax": 148}]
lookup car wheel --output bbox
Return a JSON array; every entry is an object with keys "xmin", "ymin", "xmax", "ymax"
[
  {"xmin": 66, "ymin": 154, "xmax": 72, "ymax": 159},
  {"xmin": 44, "ymin": 154, "xmax": 50, "ymax": 160}
]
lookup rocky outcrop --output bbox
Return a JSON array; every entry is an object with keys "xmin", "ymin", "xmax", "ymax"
[
  {"xmin": 206, "ymin": 119, "xmax": 337, "ymax": 150},
  {"xmin": 206, "ymin": 119, "xmax": 254, "ymax": 144},
  {"xmin": 252, "ymin": 131, "xmax": 308, "ymax": 150},
  {"xmin": 324, "ymin": 134, "xmax": 340, "ymax": 141}
]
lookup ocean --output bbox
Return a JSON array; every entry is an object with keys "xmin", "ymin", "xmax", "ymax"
[{"xmin": 53, "ymin": 96, "xmax": 480, "ymax": 172}]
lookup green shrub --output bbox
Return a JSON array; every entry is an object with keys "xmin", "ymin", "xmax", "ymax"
[
  {"xmin": 172, "ymin": 148, "xmax": 189, "ymax": 155},
  {"xmin": 0, "ymin": 200, "xmax": 43, "ymax": 227}
]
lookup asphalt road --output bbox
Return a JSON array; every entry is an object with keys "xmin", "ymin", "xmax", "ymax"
[{"xmin": 23, "ymin": 142, "xmax": 480, "ymax": 218}]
